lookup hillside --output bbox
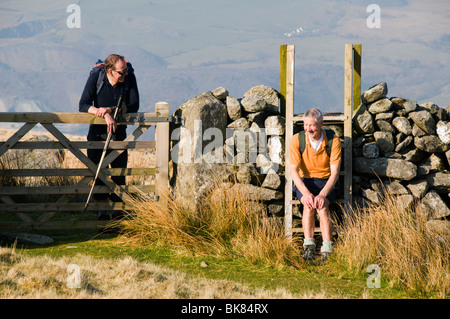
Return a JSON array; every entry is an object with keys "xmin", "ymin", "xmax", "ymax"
[{"xmin": 0, "ymin": 0, "xmax": 449, "ymax": 137}]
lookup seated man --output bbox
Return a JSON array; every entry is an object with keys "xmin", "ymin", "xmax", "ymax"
[{"xmin": 289, "ymin": 108, "xmax": 342, "ymax": 261}]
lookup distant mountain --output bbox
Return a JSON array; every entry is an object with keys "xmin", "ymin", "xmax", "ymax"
[{"xmin": 0, "ymin": 0, "xmax": 448, "ymax": 136}]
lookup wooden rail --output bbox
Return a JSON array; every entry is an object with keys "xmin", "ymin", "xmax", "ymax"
[{"xmin": 0, "ymin": 102, "xmax": 173, "ymax": 231}]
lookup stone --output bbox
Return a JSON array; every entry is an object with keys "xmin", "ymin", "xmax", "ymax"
[
  {"xmin": 354, "ymin": 112, "xmax": 375, "ymax": 134},
  {"xmin": 374, "ymin": 131, "xmax": 395, "ymax": 153},
  {"xmin": 243, "ymin": 85, "xmax": 279, "ymax": 111},
  {"xmin": 362, "ymin": 188, "xmax": 382, "ymax": 204},
  {"xmin": 395, "ymin": 136, "xmax": 413, "ymax": 152},
  {"xmin": 420, "ymin": 190, "xmax": 450, "ymax": 219},
  {"xmin": 414, "ymin": 135, "xmax": 448, "ymax": 153},
  {"xmin": 173, "ymin": 91, "xmax": 228, "ymax": 210},
  {"xmin": 354, "ymin": 157, "xmax": 417, "ymax": 180},
  {"xmin": 376, "ymin": 119, "xmax": 395, "ymax": 133},
  {"xmin": 406, "ymin": 179, "xmax": 429, "ymax": 199},
  {"xmin": 392, "ymin": 117, "xmax": 412, "ymax": 135},
  {"xmin": 264, "ymin": 115, "xmax": 285, "ymax": 135},
  {"xmin": 256, "ymin": 153, "xmax": 278, "ymax": 174},
  {"xmin": 267, "ymin": 136, "xmax": 285, "ymax": 165},
  {"xmin": 401, "ymin": 148, "xmax": 427, "ymax": 163},
  {"xmin": 368, "ymin": 98, "xmax": 393, "ymax": 114},
  {"xmin": 427, "ymin": 172, "xmax": 450, "ymax": 192},
  {"xmin": 361, "ymin": 82, "xmax": 388, "ymax": 104},
  {"xmin": 363, "ymin": 142, "xmax": 379, "ymax": 158},
  {"xmin": 241, "ymin": 95, "xmax": 269, "ymax": 113},
  {"xmin": 230, "ymin": 183, "xmax": 283, "ymax": 201},
  {"xmin": 226, "ymin": 96, "xmax": 242, "ymax": 121},
  {"xmin": 261, "ymin": 172, "xmax": 282, "ymax": 190},
  {"xmin": 267, "ymin": 201, "xmax": 284, "ymax": 216},
  {"xmin": 422, "ymin": 154, "xmax": 447, "ymax": 172},
  {"xmin": 384, "ymin": 181, "xmax": 409, "ymax": 195},
  {"xmin": 375, "ymin": 112, "xmax": 394, "ymax": 121},
  {"xmin": 236, "ymin": 163, "xmax": 261, "ymax": 185},
  {"xmin": 227, "ymin": 117, "xmax": 249, "ymax": 130},
  {"xmin": 436, "ymin": 121, "xmax": 450, "ymax": 144},
  {"xmin": 412, "ymin": 123, "xmax": 427, "ymax": 137},
  {"xmin": 391, "ymin": 97, "xmax": 417, "ymax": 113},
  {"xmin": 409, "ymin": 110, "xmax": 436, "ymax": 135},
  {"xmin": 212, "ymin": 87, "xmax": 228, "ymax": 100},
  {"xmin": 395, "ymin": 194, "xmax": 415, "ymax": 211}
]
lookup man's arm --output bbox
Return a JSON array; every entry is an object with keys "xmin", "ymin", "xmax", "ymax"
[
  {"xmin": 79, "ymin": 73, "xmax": 116, "ymax": 133},
  {"xmin": 315, "ymin": 163, "xmax": 340, "ymax": 209},
  {"xmin": 290, "ymin": 163, "xmax": 315, "ymax": 209}
]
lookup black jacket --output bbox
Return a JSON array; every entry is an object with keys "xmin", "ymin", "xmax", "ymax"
[{"xmin": 79, "ymin": 66, "xmax": 139, "ymax": 140}]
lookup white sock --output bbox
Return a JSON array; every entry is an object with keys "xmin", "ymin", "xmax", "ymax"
[{"xmin": 303, "ymin": 238, "xmax": 316, "ymax": 247}]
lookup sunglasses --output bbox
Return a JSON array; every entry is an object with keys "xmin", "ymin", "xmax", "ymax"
[{"xmin": 114, "ymin": 68, "xmax": 128, "ymax": 76}]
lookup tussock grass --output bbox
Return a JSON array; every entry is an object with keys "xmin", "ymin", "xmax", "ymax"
[
  {"xmin": 335, "ymin": 193, "xmax": 449, "ymax": 297},
  {"xmin": 114, "ymin": 181, "xmax": 302, "ymax": 269}
]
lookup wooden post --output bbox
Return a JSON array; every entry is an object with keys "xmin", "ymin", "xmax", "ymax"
[
  {"xmin": 155, "ymin": 102, "xmax": 170, "ymax": 206},
  {"xmin": 279, "ymin": 45, "xmax": 287, "ymax": 116},
  {"xmin": 344, "ymin": 44, "xmax": 354, "ymax": 207},
  {"xmin": 352, "ymin": 44, "xmax": 362, "ymax": 112},
  {"xmin": 281, "ymin": 44, "xmax": 295, "ymax": 240}
]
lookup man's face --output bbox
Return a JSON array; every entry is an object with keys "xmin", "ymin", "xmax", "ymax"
[
  {"xmin": 110, "ymin": 59, "xmax": 128, "ymax": 83},
  {"xmin": 303, "ymin": 117, "xmax": 323, "ymax": 140}
]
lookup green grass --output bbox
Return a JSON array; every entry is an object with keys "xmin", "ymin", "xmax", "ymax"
[{"xmin": 5, "ymin": 229, "xmax": 417, "ymax": 299}]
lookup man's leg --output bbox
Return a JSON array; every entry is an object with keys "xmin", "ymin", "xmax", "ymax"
[
  {"xmin": 317, "ymin": 203, "xmax": 334, "ymax": 259},
  {"xmin": 301, "ymin": 200, "xmax": 317, "ymax": 260}
]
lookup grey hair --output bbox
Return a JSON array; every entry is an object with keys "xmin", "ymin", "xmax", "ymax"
[{"xmin": 304, "ymin": 108, "xmax": 323, "ymax": 122}]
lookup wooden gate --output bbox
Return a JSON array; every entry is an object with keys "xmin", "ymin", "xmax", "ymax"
[{"xmin": 0, "ymin": 102, "xmax": 173, "ymax": 231}]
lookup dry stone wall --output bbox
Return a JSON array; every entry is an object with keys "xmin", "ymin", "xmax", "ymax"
[
  {"xmin": 353, "ymin": 82, "xmax": 450, "ymax": 227},
  {"xmin": 171, "ymin": 85, "xmax": 285, "ymax": 215},
  {"xmin": 171, "ymin": 82, "xmax": 450, "ymax": 233}
]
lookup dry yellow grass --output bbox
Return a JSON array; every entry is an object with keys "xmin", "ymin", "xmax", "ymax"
[
  {"xmin": 0, "ymin": 246, "xmax": 311, "ymax": 299},
  {"xmin": 335, "ymin": 193, "xmax": 450, "ymax": 297},
  {"xmin": 115, "ymin": 181, "xmax": 303, "ymax": 269}
]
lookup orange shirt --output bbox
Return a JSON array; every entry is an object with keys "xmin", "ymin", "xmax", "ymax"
[{"xmin": 289, "ymin": 130, "xmax": 342, "ymax": 179}]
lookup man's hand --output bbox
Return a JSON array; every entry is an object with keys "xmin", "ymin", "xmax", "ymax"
[
  {"xmin": 95, "ymin": 107, "xmax": 111, "ymax": 118},
  {"xmin": 104, "ymin": 113, "xmax": 117, "ymax": 133},
  {"xmin": 314, "ymin": 194, "xmax": 328, "ymax": 210},
  {"xmin": 301, "ymin": 192, "xmax": 316, "ymax": 209}
]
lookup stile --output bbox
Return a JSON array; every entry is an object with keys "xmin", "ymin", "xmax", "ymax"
[{"xmin": 283, "ymin": 44, "xmax": 357, "ymax": 238}]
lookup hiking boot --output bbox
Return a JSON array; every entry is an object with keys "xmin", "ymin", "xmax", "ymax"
[
  {"xmin": 303, "ymin": 245, "xmax": 316, "ymax": 261},
  {"xmin": 320, "ymin": 252, "xmax": 331, "ymax": 262}
]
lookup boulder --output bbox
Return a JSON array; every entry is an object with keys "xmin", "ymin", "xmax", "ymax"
[
  {"xmin": 226, "ymin": 96, "xmax": 242, "ymax": 121},
  {"xmin": 361, "ymin": 82, "xmax": 388, "ymax": 104},
  {"xmin": 243, "ymin": 85, "xmax": 279, "ymax": 112},
  {"xmin": 409, "ymin": 110, "xmax": 436, "ymax": 135},
  {"xmin": 368, "ymin": 98, "xmax": 393, "ymax": 114},
  {"xmin": 420, "ymin": 191, "xmax": 450, "ymax": 219},
  {"xmin": 173, "ymin": 91, "xmax": 228, "ymax": 209},
  {"xmin": 354, "ymin": 157, "xmax": 417, "ymax": 180}
]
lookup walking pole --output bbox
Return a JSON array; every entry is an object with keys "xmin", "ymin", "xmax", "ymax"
[{"xmin": 85, "ymin": 95, "xmax": 123, "ymax": 211}]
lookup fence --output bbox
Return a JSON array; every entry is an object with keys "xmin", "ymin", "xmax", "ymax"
[{"xmin": 0, "ymin": 102, "xmax": 173, "ymax": 231}]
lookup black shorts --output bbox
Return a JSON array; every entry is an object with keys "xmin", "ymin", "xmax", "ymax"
[{"xmin": 294, "ymin": 178, "xmax": 338, "ymax": 204}]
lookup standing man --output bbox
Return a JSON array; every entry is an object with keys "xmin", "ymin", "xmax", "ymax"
[
  {"xmin": 79, "ymin": 54, "xmax": 139, "ymax": 219},
  {"xmin": 289, "ymin": 108, "xmax": 341, "ymax": 261}
]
